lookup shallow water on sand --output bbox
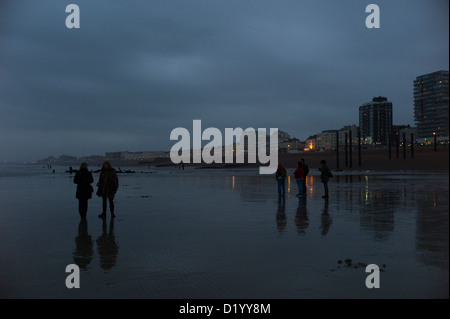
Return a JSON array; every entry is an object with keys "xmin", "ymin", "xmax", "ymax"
[{"xmin": 0, "ymin": 165, "xmax": 448, "ymax": 298}]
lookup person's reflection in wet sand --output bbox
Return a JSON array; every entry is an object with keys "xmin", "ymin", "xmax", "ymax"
[
  {"xmin": 97, "ymin": 217, "xmax": 119, "ymax": 271},
  {"xmin": 73, "ymin": 219, "xmax": 93, "ymax": 270},
  {"xmin": 295, "ymin": 196, "xmax": 309, "ymax": 235},
  {"xmin": 320, "ymin": 198, "xmax": 332, "ymax": 236},
  {"xmin": 276, "ymin": 197, "xmax": 286, "ymax": 233}
]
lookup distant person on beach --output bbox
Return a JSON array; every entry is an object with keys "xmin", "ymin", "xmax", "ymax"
[
  {"xmin": 318, "ymin": 160, "xmax": 330, "ymax": 198},
  {"xmin": 96, "ymin": 161, "xmax": 119, "ymax": 218},
  {"xmin": 293, "ymin": 161, "xmax": 305, "ymax": 197},
  {"xmin": 275, "ymin": 163, "xmax": 287, "ymax": 197},
  {"xmin": 73, "ymin": 162, "xmax": 94, "ymax": 218},
  {"xmin": 301, "ymin": 158, "xmax": 309, "ymax": 195}
]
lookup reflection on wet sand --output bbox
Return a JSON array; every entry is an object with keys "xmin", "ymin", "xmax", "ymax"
[
  {"xmin": 185, "ymin": 172, "xmax": 448, "ymax": 278},
  {"xmin": 416, "ymin": 190, "xmax": 449, "ymax": 270},
  {"xmin": 320, "ymin": 198, "xmax": 332, "ymax": 236},
  {"xmin": 276, "ymin": 197, "xmax": 286, "ymax": 233},
  {"xmin": 73, "ymin": 219, "xmax": 93, "ymax": 270},
  {"xmin": 358, "ymin": 182, "xmax": 395, "ymax": 241},
  {"xmin": 295, "ymin": 196, "xmax": 309, "ymax": 235},
  {"xmin": 97, "ymin": 218, "xmax": 119, "ymax": 271}
]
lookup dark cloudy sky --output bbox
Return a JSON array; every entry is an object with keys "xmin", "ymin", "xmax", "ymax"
[{"xmin": 0, "ymin": 0, "xmax": 448, "ymax": 162}]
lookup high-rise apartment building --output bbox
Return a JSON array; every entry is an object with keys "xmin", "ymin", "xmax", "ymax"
[
  {"xmin": 413, "ymin": 70, "xmax": 449, "ymax": 138},
  {"xmin": 359, "ymin": 96, "xmax": 393, "ymax": 145}
]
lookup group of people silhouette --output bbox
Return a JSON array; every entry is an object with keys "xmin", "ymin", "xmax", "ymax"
[
  {"xmin": 275, "ymin": 158, "xmax": 331, "ymax": 199},
  {"xmin": 73, "ymin": 161, "xmax": 119, "ymax": 219}
]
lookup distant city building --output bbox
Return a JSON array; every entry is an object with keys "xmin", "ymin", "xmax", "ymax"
[
  {"xmin": 276, "ymin": 130, "xmax": 303, "ymax": 153},
  {"xmin": 320, "ymin": 130, "xmax": 338, "ymax": 151},
  {"xmin": 413, "ymin": 70, "xmax": 449, "ymax": 139},
  {"xmin": 359, "ymin": 96, "xmax": 393, "ymax": 145},
  {"xmin": 306, "ymin": 125, "xmax": 359, "ymax": 151},
  {"xmin": 305, "ymin": 135, "xmax": 318, "ymax": 151},
  {"xmin": 78, "ymin": 155, "xmax": 105, "ymax": 164},
  {"xmin": 286, "ymin": 138, "xmax": 304, "ymax": 153},
  {"xmin": 391, "ymin": 125, "xmax": 417, "ymax": 137},
  {"xmin": 339, "ymin": 125, "xmax": 359, "ymax": 146},
  {"xmin": 105, "ymin": 152, "xmax": 123, "ymax": 160},
  {"xmin": 391, "ymin": 125, "xmax": 417, "ymax": 144}
]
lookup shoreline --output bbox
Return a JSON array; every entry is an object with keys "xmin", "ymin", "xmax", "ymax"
[
  {"xmin": 277, "ymin": 147, "xmax": 449, "ymax": 172},
  {"xmin": 28, "ymin": 146, "xmax": 449, "ymax": 173},
  {"xmin": 142, "ymin": 147, "xmax": 449, "ymax": 173}
]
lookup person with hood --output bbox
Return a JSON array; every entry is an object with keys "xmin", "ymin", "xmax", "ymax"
[
  {"xmin": 96, "ymin": 161, "xmax": 119, "ymax": 218},
  {"xmin": 275, "ymin": 163, "xmax": 287, "ymax": 197},
  {"xmin": 73, "ymin": 162, "xmax": 94, "ymax": 218}
]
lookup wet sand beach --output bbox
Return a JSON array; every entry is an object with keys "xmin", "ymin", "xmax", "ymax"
[
  {"xmin": 278, "ymin": 147, "xmax": 449, "ymax": 172},
  {"xmin": 135, "ymin": 147, "xmax": 449, "ymax": 173},
  {"xmin": 0, "ymin": 164, "xmax": 448, "ymax": 299}
]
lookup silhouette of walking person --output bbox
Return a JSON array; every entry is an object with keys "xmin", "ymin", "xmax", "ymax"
[
  {"xmin": 319, "ymin": 160, "xmax": 331, "ymax": 198},
  {"xmin": 97, "ymin": 217, "xmax": 119, "ymax": 271},
  {"xmin": 97, "ymin": 161, "xmax": 119, "ymax": 218},
  {"xmin": 73, "ymin": 162, "xmax": 94, "ymax": 218},
  {"xmin": 275, "ymin": 163, "xmax": 287, "ymax": 197},
  {"xmin": 73, "ymin": 218, "xmax": 93, "ymax": 270}
]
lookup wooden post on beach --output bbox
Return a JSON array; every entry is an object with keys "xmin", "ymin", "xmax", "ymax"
[
  {"xmin": 345, "ymin": 132, "xmax": 348, "ymax": 167},
  {"xmin": 403, "ymin": 133, "xmax": 406, "ymax": 159},
  {"xmin": 358, "ymin": 130, "xmax": 361, "ymax": 167},
  {"xmin": 411, "ymin": 133, "xmax": 414, "ymax": 158},
  {"xmin": 336, "ymin": 131, "xmax": 340, "ymax": 169},
  {"xmin": 396, "ymin": 133, "xmax": 399, "ymax": 159},
  {"xmin": 433, "ymin": 132, "xmax": 437, "ymax": 152},
  {"xmin": 388, "ymin": 133, "xmax": 392, "ymax": 159},
  {"xmin": 349, "ymin": 130, "xmax": 352, "ymax": 168}
]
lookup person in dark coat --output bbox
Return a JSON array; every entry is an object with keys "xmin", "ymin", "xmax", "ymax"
[
  {"xmin": 97, "ymin": 161, "xmax": 119, "ymax": 218},
  {"xmin": 293, "ymin": 161, "xmax": 305, "ymax": 197},
  {"xmin": 318, "ymin": 160, "xmax": 330, "ymax": 198},
  {"xmin": 73, "ymin": 162, "xmax": 94, "ymax": 218},
  {"xmin": 275, "ymin": 163, "xmax": 287, "ymax": 197}
]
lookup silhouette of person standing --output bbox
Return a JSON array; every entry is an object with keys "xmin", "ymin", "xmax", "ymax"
[
  {"xmin": 275, "ymin": 163, "xmax": 287, "ymax": 197},
  {"xmin": 73, "ymin": 162, "xmax": 94, "ymax": 218},
  {"xmin": 97, "ymin": 161, "xmax": 119, "ymax": 218},
  {"xmin": 319, "ymin": 160, "xmax": 330, "ymax": 198},
  {"xmin": 293, "ymin": 161, "xmax": 305, "ymax": 197}
]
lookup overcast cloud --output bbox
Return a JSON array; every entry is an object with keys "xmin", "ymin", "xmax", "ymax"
[{"xmin": 0, "ymin": 0, "xmax": 448, "ymax": 161}]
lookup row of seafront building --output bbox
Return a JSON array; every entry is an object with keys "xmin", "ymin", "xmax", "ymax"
[
  {"xmin": 288, "ymin": 70, "xmax": 449, "ymax": 153},
  {"xmin": 36, "ymin": 70, "xmax": 448, "ymax": 164}
]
